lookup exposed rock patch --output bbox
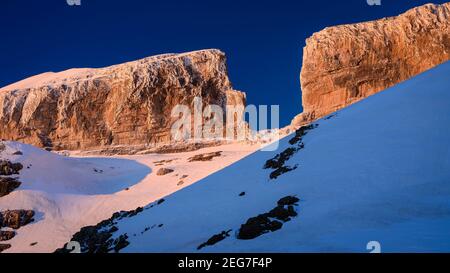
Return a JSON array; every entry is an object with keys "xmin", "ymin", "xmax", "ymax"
[
  {"xmin": 0, "ymin": 177, "xmax": 21, "ymax": 197},
  {"xmin": 153, "ymin": 159, "xmax": 177, "ymax": 166},
  {"xmin": 277, "ymin": 196, "xmax": 300, "ymax": 207},
  {"xmin": 237, "ymin": 196, "xmax": 299, "ymax": 240},
  {"xmin": 0, "ymin": 160, "xmax": 23, "ymax": 175},
  {"xmin": 0, "ymin": 157, "xmax": 27, "ymax": 251},
  {"xmin": 197, "ymin": 229, "xmax": 232, "ymax": 250},
  {"xmin": 188, "ymin": 151, "xmax": 222, "ymax": 162},
  {"xmin": 156, "ymin": 168, "xmax": 174, "ymax": 176},
  {"xmin": 112, "ymin": 234, "xmax": 129, "ymax": 253},
  {"xmin": 0, "ymin": 244, "xmax": 11, "ymax": 253},
  {"xmin": 93, "ymin": 168, "xmax": 103, "ymax": 173},
  {"xmin": 0, "ymin": 210, "xmax": 35, "ymax": 229},
  {"xmin": 264, "ymin": 125, "xmax": 316, "ymax": 179}
]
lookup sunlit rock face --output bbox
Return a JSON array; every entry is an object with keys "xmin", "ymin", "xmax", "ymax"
[
  {"xmin": 292, "ymin": 3, "xmax": 450, "ymax": 127},
  {"xmin": 0, "ymin": 49, "xmax": 245, "ymax": 151}
]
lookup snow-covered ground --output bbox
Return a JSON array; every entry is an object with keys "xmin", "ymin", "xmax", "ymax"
[
  {"xmin": 0, "ymin": 142, "xmax": 260, "ymax": 253},
  {"xmin": 90, "ymin": 60, "xmax": 449, "ymax": 253}
]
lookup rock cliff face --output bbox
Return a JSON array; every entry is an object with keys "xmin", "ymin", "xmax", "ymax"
[
  {"xmin": 0, "ymin": 49, "xmax": 246, "ymax": 151},
  {"xmin": 0, "ymin": 210, "xmax": 35, "ymax": 230},
  {"xmin": 292, "ymin": 2, "xmax": 450, "ymax": 126}
]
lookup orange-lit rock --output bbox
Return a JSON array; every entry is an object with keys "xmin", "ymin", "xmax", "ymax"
[
  {"xmin": 293, "ymin": 3, "xmax": 450, "ymax": 126},
  {"xmin": 0, "ymin": 49, "xmax": 245, "ymax": 151}
]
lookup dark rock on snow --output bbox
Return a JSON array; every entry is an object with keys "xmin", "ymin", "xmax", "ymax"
[
  {"xmin": 0, "ymin": 160, "xmax": 23, "ymax": 176},
  {"xmin": 237, "ymin": 196, "xmax": 300, "ymax": 240},
  {"xmin": 0, "ymin": 177, "xmax": 22, "ymax": 197},
  {"xmin": 264, "ymin": 124, "xmax": 317, "ymax": 179},
  {"xmin": 188, "ymin": 151, "xmax": 222, "ymax": 162},
  {"xmin": 55, "ymin": 206, "xmax": 145, "ymax": 253},
  {"xmin": 0, "ymin": 230, "xmax": 15, "ymax": 241},
  {"xmin": 0, "ymin": 243, "xmax": 11, "ymax": 253}
]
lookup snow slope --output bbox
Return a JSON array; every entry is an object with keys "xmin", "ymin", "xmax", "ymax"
[
  {"xmin": 92, "ymin": 61, "xmax": 450, "ymax": 253},
  {"xmin": 0, "ymin": 142, "xmax": 259, "ymax": 253}
]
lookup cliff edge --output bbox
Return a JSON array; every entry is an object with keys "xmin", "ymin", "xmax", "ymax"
[
  {"xmin": 0, "ymin": 49, "xmax": 246, "ymax": 152},
  {"xmin": 292, "ymin": 2, "xmax": 450, "ymax": 126}
]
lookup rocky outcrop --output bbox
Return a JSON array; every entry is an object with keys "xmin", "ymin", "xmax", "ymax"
[
  {"xmin": 0, "ymin": 244, "xmax": 11, "ymax": 252},
  {"xmin": 0, "ymin": 230, "xmax": 15, "ymax": 241},
  {"xmin": 55, "ymin": 206, "xmax": 145, "ymax": 253},
  {"xmin": 156, "ymin": 168, "xmax": 174, "ymax": 176},
  {"xmin": 237, "ymin": 196, "xmax": 299, "ymax": 240},
  {"xmin": 197, "ymin": 229, "xmax": 232, "ymax": 250},
  {"xmin": 264, "ymin": 124, "xmax": 316, "ymax": 179},
  {"xmin": 0, "ymin": 49, "xmax": 246, "ymax": 152},
  {"xmin": 0, "ymin": 210, "xmax": 35, "ymax": 229},
  {"xmin": 293, "ymin": 3, "xmax": 450, "ymax": 126},
  {"xmin": 188, "ymin": 151, "xmax": 222, "ymax": 162}
]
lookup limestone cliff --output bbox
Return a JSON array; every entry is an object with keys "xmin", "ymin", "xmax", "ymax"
[
  {"xmin": 292, "ymin": 2, "xmax": 450, "ymax": 126},
  {"xmin": 0, "ymin": 49, "xmax": 246, "ymax": 151}
]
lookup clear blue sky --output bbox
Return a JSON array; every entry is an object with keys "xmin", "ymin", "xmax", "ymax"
[{"xmin": 1, "ymin": 0, "xmax": 447, "ymax": 126}]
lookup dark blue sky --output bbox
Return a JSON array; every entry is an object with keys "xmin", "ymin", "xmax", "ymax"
[{"xmin": 1, "ymin": 0, "xmax": 447, "ymax": 126}]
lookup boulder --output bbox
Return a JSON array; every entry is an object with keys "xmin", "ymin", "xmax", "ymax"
[
  {"xmin": 238, "ymin": 214, "xmax": 283, "ymax": 240},
  {"xmin": 0, "ymin": 230, "xmax": 15, "ymax": 241},
  {"xmin": 237, "ymin": 196, "xmax": 300, "ymax": 240},
  {"xmin": 0, "ymin": 160, "xmax": 23, "ymax": 175},
  {"xmin": 277, "ymin": 196, "xmax": 300, "ymax": 206},
  {"xmin": 156, "ymin": 168, "xmax": 174, "ymax": 176},
  {"xmin": 197, "ymin": 229, "xmax": 232, "ymax": 250}
]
